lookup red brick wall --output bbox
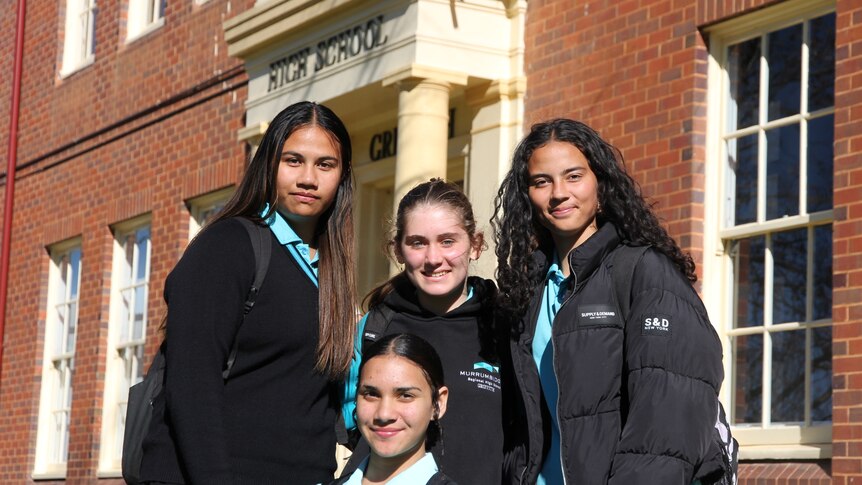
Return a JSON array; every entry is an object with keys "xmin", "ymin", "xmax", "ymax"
[
  {"xmin": 0, "ymin": 0, "xmax": 254, "ymax": 482},
  {"xmin": 525, "ymin": 0, "xmax": 861, "ymax": 483},
  {"xmin": 832, "ymin": 1, "xmax": 862, "ymax": 483}
]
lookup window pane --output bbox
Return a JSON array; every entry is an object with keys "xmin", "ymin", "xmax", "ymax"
[
  {"xmin": 66, "ymin": 302, "xmax": 77, "ymax": 354},
  {"xmin": 133, "ymin": 285, "xmax": 147, "ymax": 340},
  {"xmin": 772, "ymin": 229, "xmax": 807, "ymax": 324},
  {"xmin": 811, "ymin": 325, "xmax": 832, "ymax": 422},
  {"xmin": 809, "ymin": 13, "xmax": 836, "ymax": 112},
  {"xmin": 728, "ymin": 37, "xmax": 760, "ymax": 129},
  {"xmin": 136, "ymin": 227, "xmax": 150, "ymax": 282},
  {"xmin": 807, "ymin": 115, "xmax": 834, "ymax": 213},
  {"xmin": 766, "ymin": 124, "xmax": 800, "ymax": 219},
  {"xmin": 734, "ymin": 333, "xmax": 763, "ymax": 424},
  {"xmin": 122, "ymin": 234, "xmax": 136, "ymax": 286},
  {"xmin": 69, "ymin": 248, "xmax": 81, "ymax": 299},
  {"xmin": 54, "ymin": 305, "xmax": 67, "ymax": 356},
  {"xmin": 813, "ymin": 225, "xmax": 833, "ymax": 320},
  {"xmin": 134, "ymin": 344, "xmax": 145, "ymax": 385},
  {"xmin": 57, "ymin": 254, "xmax": 69, "ymax": 302},
  {"xmin": 119, "ymin": 289, "xmax": 132, "ymax": 342},
  {"xmin": 771, "ymin": 330, "xmax": 805, "ymax": 423},
  {"xmin": 730, "ymin": 134, "xmax": 758, "ymax": 225},
  {"xmin": 767, "ymin": 24, "xmax": 802, "ymax": 120},
  {"xmin": 733, "ymin": 236, "xmax": 764, "ymax": 328}
]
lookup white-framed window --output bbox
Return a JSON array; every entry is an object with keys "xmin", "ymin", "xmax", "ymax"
[
  {"xmin": 33, "ymin": 241, "xmax": 82, "ymax": 479},
  {"xmin": 704, "ymin": 0, "xmax": 835, "ymax": 460},
  {"xmin": 126, "ymin": 0, "xmax": 165, "ymax": 42},
  {"xmin": 98, "ymin": 217, "xmax": 151, "ymax": 474},
  {"xmin": 187, "ymin": 187, "xmax": 233, "ymax": 239},
  {"xmin": 60, "ymin": 0, "xmax": 97, "ymax": 76}
]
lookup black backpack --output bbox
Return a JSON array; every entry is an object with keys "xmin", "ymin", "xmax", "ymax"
[
  {"xmin": 121, "ymin": 218, "xmax": 272, "ymax": 484},
  {"xmin": 609, "ymin": 245, "xmax": 738, "ymax": 485}
]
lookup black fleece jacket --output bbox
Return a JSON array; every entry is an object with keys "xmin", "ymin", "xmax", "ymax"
[{"xmin": 140, "ymin": 218, "xmax": 338, "ymax": 485}]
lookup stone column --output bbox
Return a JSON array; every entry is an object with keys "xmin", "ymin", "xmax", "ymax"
[
  {"xmin": 391, "ymin": 77, "xmax": 451, "ymax": 204},
  {"xmin": 464, "ymin": 78, "xmax": 525, "ymax": 280}
]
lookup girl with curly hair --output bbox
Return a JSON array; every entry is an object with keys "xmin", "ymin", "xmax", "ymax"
[{"xmin": 492, "ymin": 119, "xmax": 728, "ymax": 484}]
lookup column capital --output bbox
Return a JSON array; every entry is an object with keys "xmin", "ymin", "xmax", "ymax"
[
  {"xmin": 381, "ymin": 63, "xmax": 468, "ymax": 89},
  {"xmin": 465, "ymin": 77, "xmax": 527, "ymax": 108}
]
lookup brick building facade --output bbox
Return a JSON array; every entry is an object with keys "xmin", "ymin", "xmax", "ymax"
[
  {"xmin": 0, "ymin": 0, "xmax": 858, "ymax": 483},
  {"xmin": 0, "ymin": 1, "xmax": 254, "ymax": 482},
  {"xmin": 524, "ymin": 0, "xmax": 860, "ymax": 483}
]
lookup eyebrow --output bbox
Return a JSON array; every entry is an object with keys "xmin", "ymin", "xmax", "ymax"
[
  {"xmin": 529, "ymin": 166, "xmax": 585, "ymax": 179},
  {"xmin": 358, "ymin": 384, "xmax": 422, "ymax": 393},
  {"xmin": 281, "ymin": 150, "xmax": 340, "ymax": 163}
]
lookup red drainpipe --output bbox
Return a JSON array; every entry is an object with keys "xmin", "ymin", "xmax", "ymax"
[{"xmin": 0, "ymin": 0, "xmax": 27, "ymax": 388}]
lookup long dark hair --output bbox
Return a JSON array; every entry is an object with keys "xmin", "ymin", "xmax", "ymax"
[
  {"xmin": 359, "ymin": 333, "xmax": 446, "ymax": 446},
  {"xmin": 213, "ymin": 101, "xmax": 358, "ymax": 380},
  {"xmin": 491, "ymin": 118, "xmax": 696, "ymax": 326}
]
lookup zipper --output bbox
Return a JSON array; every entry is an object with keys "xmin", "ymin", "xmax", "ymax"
[{"xmin": 551, "ymin": 271, "xmax": 577, "ymax": 485}]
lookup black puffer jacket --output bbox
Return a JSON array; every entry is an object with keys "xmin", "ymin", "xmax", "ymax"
[{"xmin": 505, "ymin": 223, "xmax": 724, "ymax": 484}]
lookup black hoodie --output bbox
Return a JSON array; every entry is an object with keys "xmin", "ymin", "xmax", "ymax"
[{"xmin": 348, "ymin": 276, "xmax": 504, "ymax": 485}]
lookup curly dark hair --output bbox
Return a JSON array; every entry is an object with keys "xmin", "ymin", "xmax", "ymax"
[{"xmin": 491, "ymin": 118, "xmax": 696, "ymax": 325}]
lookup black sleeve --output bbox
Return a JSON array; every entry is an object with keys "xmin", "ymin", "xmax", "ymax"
[
  {"xmin": 162, "ymin": 219, "xmax": 255, "ymax": 484},
  {"xmin": 609, "ymin": 250, "xmax": 724, "ymax": 485}
]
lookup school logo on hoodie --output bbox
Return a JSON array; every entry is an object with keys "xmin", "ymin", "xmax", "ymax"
[{"xmin": 459, "ymin": 361, "xmax": 501, "ymax": 393}]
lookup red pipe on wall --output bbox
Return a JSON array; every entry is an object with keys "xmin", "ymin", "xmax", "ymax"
[{"xmin": 0, "ymin": 0, "xmax": 27, "ymax": 389}]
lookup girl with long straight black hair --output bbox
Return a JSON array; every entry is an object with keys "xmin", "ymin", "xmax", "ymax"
[{"xmin": 140, "ymin": 101, "xmax": 358, "ymax": 484}]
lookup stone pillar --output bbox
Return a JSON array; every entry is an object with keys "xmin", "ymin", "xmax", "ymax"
[
  {"xmin": 464, "ymin": 78, "xmax": 525, "ymax": 280},
  {"xmin": 391, "ymin": 77, "xmax": 451, "ymax": 204}
]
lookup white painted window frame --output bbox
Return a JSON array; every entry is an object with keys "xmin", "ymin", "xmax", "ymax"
[
  {"xmin": 60, "ymin": 0, "xmax": 96, "ymax": 76},
  {"xmin": 126, "ymin": 0, "xmax": 165, "ymax": 43},
  {"xmin": 187, "ymin": 187, "xmax": 234, "ymax": 239},
  {"xmin": 98, "ymin": 216, "xmax": 151, "ymax": 475},
  {"xmin": 33, "ymin": 240, "xmax": 83, "ymax": 479},
  {"xmin": 703, "ymin": 0, "xmax": 835, "ymax": 460}
]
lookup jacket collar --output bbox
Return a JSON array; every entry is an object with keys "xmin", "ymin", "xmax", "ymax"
[{"xmin": 565, "ymin": 222, "xmax": 621, "ymax": 287}]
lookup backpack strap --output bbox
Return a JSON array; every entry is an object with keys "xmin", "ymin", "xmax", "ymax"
[
  {"xmin": 609, "ymin": 245, "xmax": 649, "ymax": 321},
  {"xmin": 337, "ymin": 305, "xmax": 397, "ymax": 446},
  {"xmin": 223, "ymin": 217, "xmax": 272, "ymax": 380},
  {"xmin": 362, "ymin": 304, "xmax": 395, "ymax": 346}
]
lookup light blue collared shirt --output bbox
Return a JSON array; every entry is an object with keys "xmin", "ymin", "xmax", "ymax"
[
  {"xmin": 532, "ymin": 254, "xmax": 569, "ymax": 485},
  {"xmin": 263, "ymin": 208, "xmax": 318, "ymax": 286},
  {"xmin": 339, "ymin": 452, "xmax": 440, "ymax": 485}
]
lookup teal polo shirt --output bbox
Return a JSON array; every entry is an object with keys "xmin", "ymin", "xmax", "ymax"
[
  {"xmin": 338, "ymin": 453, "xmax": 440, "ymax": 484},
  {"xmin": 263, "ymin": 208, "xmax": 318, "ymax": 286},
  {"xmin": 532, "ymin": 254, "xmax": 569, "ymax": 485}
]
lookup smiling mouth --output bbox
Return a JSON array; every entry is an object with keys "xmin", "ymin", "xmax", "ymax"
[
  {"xmin": 372, "ymin": 428, "xmax": 402, "ymax": 438},
  {"xmin": 423, "ymin": 270, "xmax": 450, "ymax": 278},
  {"xmin": 292, "ymin": 192, "xmax": 319, "ymax": 202},
  {"xmin": 550, "ymin": 206, "xmax": 574, "ymax": 216}
]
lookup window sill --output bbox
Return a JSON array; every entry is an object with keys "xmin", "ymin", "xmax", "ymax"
[
  {"xmin": 96, "ymin": 468, "xmax": 122, "ymax": 479},
  {"xmin": 125, "ymin": 17, "xmax": 165, "ymax": 45},
  {"xmin": 59, "ymin": 56, "xmax": 95, "ymax": 79},
  {"xmin": 739, "ymin": 443, "xmax": 831, "ymax": 460},
  {"xmin": 32, "ymin": 469, "xmax": 66, "ymax": 481}
]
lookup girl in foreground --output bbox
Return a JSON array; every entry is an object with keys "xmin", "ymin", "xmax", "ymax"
[
  {"xmin": 140, "ymin": 101, "xmax": 357, "ymax": 484},
  {"xmin": 343, "ymin": 179, "xmax": 503, "ymax": 484},
  {"xmin": 332, "ymin": 333, "xmax": 455, "ymax": 484},
  {"xmin": 493, "ymin": 119, "xmax": 726, "ymax": 484}
]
